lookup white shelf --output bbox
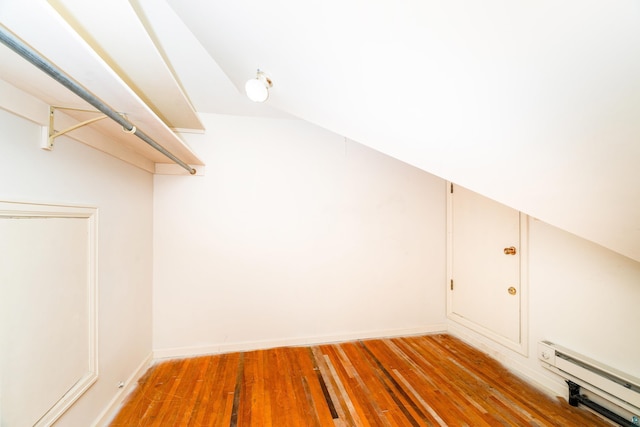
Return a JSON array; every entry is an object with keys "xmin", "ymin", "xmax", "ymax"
[{"xmin": 0, "ymin": 1, "xmax": 204, "ymax": 174}]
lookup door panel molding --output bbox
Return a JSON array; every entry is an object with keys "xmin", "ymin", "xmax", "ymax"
[
  {"xmin": 446, "ymin": 183, "xmax": 529, "ymax": 355},
  {"xmin": 0, "ymin": 201, "xmax": 98, "ymax": 426}
]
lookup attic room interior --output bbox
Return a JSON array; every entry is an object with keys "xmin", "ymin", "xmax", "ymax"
[{"xmin": 0, "ymin": 0, "xmax": 639, "ymax": 426}]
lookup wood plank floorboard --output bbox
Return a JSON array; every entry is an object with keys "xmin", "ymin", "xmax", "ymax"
[{"xmin": 109, "ymin": 335, "xmax": 614, "ymax": 426}]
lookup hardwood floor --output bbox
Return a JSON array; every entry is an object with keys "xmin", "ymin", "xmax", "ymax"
[{"xmin": 110, "ymin": 334, "xmax": 612, "ymax": 426}]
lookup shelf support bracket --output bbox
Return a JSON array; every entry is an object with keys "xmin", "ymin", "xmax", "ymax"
[{"xmin": 44, "ymin": 106, "xmax": 108, "ymax": 151}]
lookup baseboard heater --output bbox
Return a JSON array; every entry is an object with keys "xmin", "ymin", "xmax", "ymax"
[{"xmin": 538, "ymin": 341, "xmax": 640, "ymax": 426}]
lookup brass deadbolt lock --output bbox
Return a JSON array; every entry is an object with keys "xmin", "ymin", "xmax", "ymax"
[
  {"xmin": 508, "ymin": 286, "xmax": 517, "ymax": 295},
  {"xmin": 504, "ymin": 246, "xmax": 517, "ymax": 255}
]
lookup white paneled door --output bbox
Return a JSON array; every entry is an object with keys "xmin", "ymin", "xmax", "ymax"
[{"xmin": 449, "ymin": 184, "xmax": 523, "ymax": 347}]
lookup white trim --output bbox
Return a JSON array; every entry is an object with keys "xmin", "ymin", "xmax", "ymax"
[
  {"xmin": 153, "ymin": 324, "xmax": 448, "ymax": 360},
  {"xmin": 91, "ymin": 352, "xmax": 154, "ymax": 427},
  {"xmin": 0, "ymin": 79, "xmax": 49, "ymax": 125},
  {"xmin": 446, "ymin": 183, "xmax": 529, "ymax": 355},
  {"xmin": 171, "ymin": 127, "xmax": 206, "ymax": 134}
]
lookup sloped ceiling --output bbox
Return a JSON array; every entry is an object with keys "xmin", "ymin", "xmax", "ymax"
[
  {"xmin": 1, "ymin": 0, "xmax": 638, "ymax": 262},
  {"xmin": 163, "ymin": 0, "xmax": 640, "ymax": 262}
]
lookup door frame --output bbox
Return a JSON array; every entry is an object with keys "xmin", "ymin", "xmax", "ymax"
[{"xmin": 446, "ymin": 182, "xmax": 529, "ymax": 356}]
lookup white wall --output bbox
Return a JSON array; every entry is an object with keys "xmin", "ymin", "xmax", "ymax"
[
  {"xmin": 153, "ymin": 114, "xmax": 447, "ymax": 357},
  {"xmin": 11, "ymin": 95, "xmax": 633, "ymax": 424},
  {"xmin": 0, "ymin": 108, "xmax": 153, "ymax": 426},
  {"xmin": 450, "ymin": 216, "xmax": 640, "ymax": 396}
]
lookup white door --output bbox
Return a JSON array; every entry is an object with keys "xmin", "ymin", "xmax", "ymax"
[{"xmin": 450, "ymin": 184, "xmax": 521, "ymax": 345}]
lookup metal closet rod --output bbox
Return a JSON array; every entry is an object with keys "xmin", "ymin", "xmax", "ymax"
[{"xmin": 0, "ymin": 27, "xmax": 196, "ymax": 175}]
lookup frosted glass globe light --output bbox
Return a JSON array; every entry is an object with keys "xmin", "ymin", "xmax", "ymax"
[{"xmin": 245, "ymin": 70, "xmax": 272, "ymax": 102}]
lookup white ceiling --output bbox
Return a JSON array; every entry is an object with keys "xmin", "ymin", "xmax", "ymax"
[{"xmin": 1, "ymin": 0, "xmax": 639, "ymax": 262}]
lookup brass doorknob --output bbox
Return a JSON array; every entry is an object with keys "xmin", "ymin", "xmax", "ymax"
[
  {"xmin": 504, "ymin": 246, "xmax": 517, "ymax": 255},
  {"xmin": 508, "ymin": 286, "xmax": 517, "ymax": 295}
]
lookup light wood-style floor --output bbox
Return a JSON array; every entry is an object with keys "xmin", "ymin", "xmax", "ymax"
[{"xmin": 110, "ymin": 334, "xmax": 611, "ymax": 426}]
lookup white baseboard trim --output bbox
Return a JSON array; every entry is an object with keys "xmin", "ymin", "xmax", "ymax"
[
  {"xmin": 92, "ymin": 352, "xmax": 154, "ymax": 427},
  {"xmin": 447, "ymin": 322, "xmax": 567, "ymax": 400},
  {"xmin": 153, "ymin": 324, "xmax": 448, "ymax": 360}
]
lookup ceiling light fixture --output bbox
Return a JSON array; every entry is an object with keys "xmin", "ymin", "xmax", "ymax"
[{"xmin": 245, "ymin": 69, "xmax": 273, "ymax": 102}]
